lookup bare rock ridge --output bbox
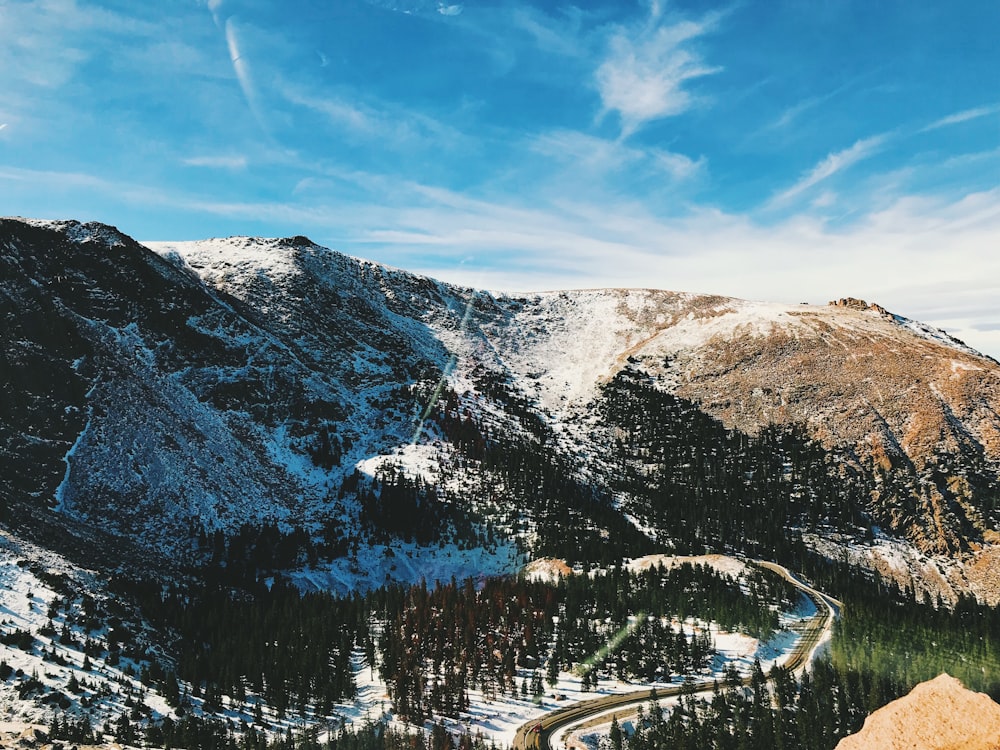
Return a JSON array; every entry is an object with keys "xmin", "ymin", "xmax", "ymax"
[
  {"xmin": 834, "ymin": 673, "xmax": 1000, "ymax": 750},
  {"xmin": 829, "ymin": 296, "xmax": 891, "ymax": 316}
]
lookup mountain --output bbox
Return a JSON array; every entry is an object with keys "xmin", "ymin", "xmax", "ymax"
[
  {"xmin": 3, "ymin": 217, "xmax": 1000, "ymax": 602},
  {"xmin": 834, "ymin": 673, "xmax": 1000, "ymax": 750}
]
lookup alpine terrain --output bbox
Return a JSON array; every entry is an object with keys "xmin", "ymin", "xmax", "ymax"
[{"xmin": 2, "ymin": 216, "xmax": 1000, "ymax": 750}]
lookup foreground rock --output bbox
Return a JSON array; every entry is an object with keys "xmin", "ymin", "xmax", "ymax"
[{"xmin": 835, "ymin": 673, "xmax": 1000, "ymax": 750}]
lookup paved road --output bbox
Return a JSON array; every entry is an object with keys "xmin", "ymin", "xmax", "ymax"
[{"xmin": 512, "ymin": 561, "xmax": 839, "ymax": 750}]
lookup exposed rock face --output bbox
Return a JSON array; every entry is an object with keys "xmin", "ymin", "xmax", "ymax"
[
  {"xmin": 829, "ymin": 297, "xmax": 892, "ymax": 317},
  {"xmin": 834, "ymin": 673, "xmax": 1000, "ymax": 750}
]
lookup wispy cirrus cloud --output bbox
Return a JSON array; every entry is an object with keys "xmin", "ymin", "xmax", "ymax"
[
  {"xmin": 509, "ymin": 4, "xmax": 586, "ymax": 58},
  {"xmin": 768, "ymin": 96, "xmax": 826, "ymax": 131},
  {"xmin": 530, "ymin": 129, "xmax": 703, "ymax": 181},
  {"xmin": 766, "ymin": 134, "xmax": 887, "ymax": 209},
  {"xmin": 279, "ymin": 83, "xmax": 468, "ymax": 151},
  {"xmin": 224, "ymin": 18, "xmax": 269, "ymax": 134},
  {"xmin": 922, "ymin": 104, "xmax": 1000, "ymax": 132},
  {"xmin": 1, "ymin": 0, "xmax": 156, "ymax": 89},
  {"xmin": 182, "ymin": 154, "xmax": 248, "ymax": 169},
  {"xmin": 595, "ymin": 7, "xmax": 722, "ymax": 137}
]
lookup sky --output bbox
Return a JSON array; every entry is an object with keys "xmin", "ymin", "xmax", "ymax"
[{"xmin": 2, "ymin": 0, "xmax": 999, "ymax": 359}]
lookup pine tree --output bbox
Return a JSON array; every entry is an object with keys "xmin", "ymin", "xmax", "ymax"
[{"xmin": 609, "ymin": 715, "xmax": 623, "ymax": 750}]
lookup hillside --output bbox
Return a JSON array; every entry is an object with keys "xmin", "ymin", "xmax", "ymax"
[
  {"xmin": 4, "ymin": 217, "xmax": 1000, "ymax": 749},
  {"xmin": 3, "ymin": 217, "xmax": 1000, "ymax": 603}
]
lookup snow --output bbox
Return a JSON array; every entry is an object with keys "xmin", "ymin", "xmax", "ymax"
[
  {"xmin": 147, "ymin": 237, "xmax": 303, "ymax": 285},
  {"xmin": 0, "ymin": 536, "xmax": 115, "ymax": 725},
  {"xmin": 20, "ymin": 218, "xmax": 127, "ymax": 247},
  {"xmin": 950, "ymin": 358, "xmax": 983, "ymax": 375},
  {"xmin": 288, "ymin": 540, "xmax": 523, "ymax": 596},
  {"xmin": 897, "ymin": 315, "xmax": 984, "ymax": 358},
  {"xmin": 493, "ymin": 292, "xmax": 792, "ymax": 413},
  {"xmin": 0, "ymin": 531, "xmax": 234, "ymax": 734},
  {"xmin": 355, "ymin": 443, "xmax": 444, "ymax": 484},
  {"xmin": 53, "ymin": 416, "xmax": 90, "ymax": 514}
]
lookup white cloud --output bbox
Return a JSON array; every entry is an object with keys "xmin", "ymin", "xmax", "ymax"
[
  {"xmin": 768, "ymin": 97, "xmax": 823, "ymax": 131},
  {"xmin": 811, "ymin": 190, "xmax": 837, "ymax": 208},
  {"xmin": 279, "ymin": 82, "xmax": 467, "ymax": 150},
  {"xmin": 182, "ymin": 155, "xmax": 248, "ymax": 169},
  {"xmin": 767, "ymin": 135, "xmax": 886, "ymax": 208},
  {"xmin": 224, "ymin": 19, "xmax": 267, "ymax": 132},
  {"xmin": 510, "ymin": 5, "xmax": 585, "ymax": 58},
  {"xmin": 922, "ymin": 104, "xmax": 1000, "ymax": 132},
  {"xmin": 530, "ymin": 129, "xmax": 703, "ymax": 181},
  {"xmin": 0, "ymin": 0, "xmax": 160, "ymax": 90},
  {"xmin": 350, "ymin": 185, "xmax": 1000, "ymax": 358},
  {"xmin": 285, "ymin": 89, "xmax": 372, "ymax": 132},
  {"xmin": 437, "ymin": 4, "xmax": 462, "ymax": 16},
  {"xmin": 761, "ymin": 76, "xmax": 861, "ymax": 133},
  {"xmin": 595, "ymin": 11, "xmax": 721, "ymax": 137}
]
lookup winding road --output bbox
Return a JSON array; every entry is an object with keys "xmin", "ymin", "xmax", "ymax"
[{"xmin": 512, "ymin": 561, "xmax": 842, "ymax": 750}]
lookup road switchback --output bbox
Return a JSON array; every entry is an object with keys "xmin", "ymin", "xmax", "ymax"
[{"xmin": 513, "ymin": 561, "xmax": 840, "ymax": 750}]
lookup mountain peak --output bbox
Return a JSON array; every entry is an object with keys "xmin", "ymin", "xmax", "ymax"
[{"xmin": 835, "ymin": 673, "xmax": 1000, "ymax": 750}]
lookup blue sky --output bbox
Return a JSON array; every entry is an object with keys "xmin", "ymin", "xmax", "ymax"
[{"xmin": 2, "ymin": 0, "xmax": 999, "ymax": 358}]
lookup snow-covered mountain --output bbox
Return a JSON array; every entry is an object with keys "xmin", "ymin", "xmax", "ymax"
[{"xmin": 3, "ymin": 217, "xmax": 1000, "ymax": 603}]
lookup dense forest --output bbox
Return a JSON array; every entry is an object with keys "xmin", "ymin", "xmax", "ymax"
[
  {"xmin": 619, "ymin": 556, "xmax": 1000, "ymax": 750},
  {"xmin": 47, "ymin": 711, "xmax": 497, "ymax": 750},
  {"xmin": 378, "ymin": 562, "xmax": 795, "ymax": 721},
  {"xmin": 114, "ymin": 561, "xmax": 794, "ymax": 727},
  {"xmin": 597, "ymin": 370, "xmax": 872, "ymax": 557},
  {"xmin": 619, "ymin": 659, "xmax": 876, "ymax": 750},
  {"xmin": 9, "ymin": 532, "xmax": 1000, "ymax": 750},
  {"xmin": 416, "ymin": 367, "xmax": 877, "ymax": 569}
]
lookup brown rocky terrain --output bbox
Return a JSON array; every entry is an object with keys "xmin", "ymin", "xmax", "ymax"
[
  {"xmin": 500, "ymin": 289, "xmax": 1000, "ymax": 600},
  {"xmin": 504, "ymin": 289, "xmax": 1000, "ymax": 559},
  {"xmin": 665, "ymin": 300, "xmax": 1000, "ymax": 554},
  {"xmin": 834, "ymin": 673, "xmax": 1000, "ymax": 750},
  {"xmin": 592, "ymin": 295, "xmax": 1000, "ymax": 555}
]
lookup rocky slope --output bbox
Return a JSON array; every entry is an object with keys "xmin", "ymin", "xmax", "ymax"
[
  {"xmin": 835, "ymin": 673, "xmax": 1000, "ymax": 750},
  {"xmin": 495, "ymin": 289, "xmax": 1000, "ymax": 556},
  {"xmin": 3, "ymin": 218, "xmax": 1000, "ymax": 600}
]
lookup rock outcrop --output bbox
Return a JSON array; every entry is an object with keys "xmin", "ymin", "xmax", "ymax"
[{"xmin": 835, "ymin": 673, "xmax": 1000, "ymax": 750}]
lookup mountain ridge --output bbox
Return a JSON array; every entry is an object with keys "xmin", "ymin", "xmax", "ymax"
[{"xmin": 3, "ymin": 217, "xmax": 1000, "ymax": 603}]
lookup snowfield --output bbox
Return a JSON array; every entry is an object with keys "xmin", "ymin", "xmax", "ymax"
[{"xmin": 0, "ymin": 533, "xmax": 171, "ymax": 729}]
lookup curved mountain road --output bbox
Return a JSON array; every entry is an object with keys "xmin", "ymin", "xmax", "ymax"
[{"xmin": 512, "ymin": 561, "xmax": 842, "ymax": 750}]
